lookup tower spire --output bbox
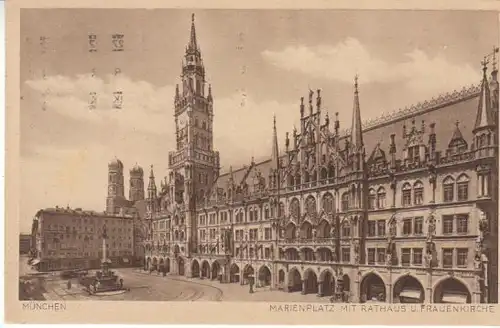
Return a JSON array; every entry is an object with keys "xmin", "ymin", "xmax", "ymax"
[
  {"xmin": 189, "ymin": 13, "xmax": 197, "ymax": 51},
  {"xmin": 474, "ymin": 58, "xmax": 494, "ymax": 132},
  {"xmin": 271, "ymin": 114, "xmax": 279, "ymax": 170},
  {"xmin": 148, "ymin": 165, "xmax": 156, "ymax": 190},
  {"xmin": 350, "ymin": 74, "xmax": 364, "ymax": 150}
]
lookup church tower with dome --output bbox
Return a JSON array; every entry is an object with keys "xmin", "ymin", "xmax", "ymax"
[
  {"xmin": 129, "ymin": 164, "xmax": 145, "ymax": 202},
  {"xmin": 106, "ymin": 158, "xmax": 126, "ymax": 214}
]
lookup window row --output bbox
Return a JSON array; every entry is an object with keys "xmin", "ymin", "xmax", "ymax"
[{"xmin": 235, "ymin": 246, "xmax": 272, "ymax": 259}]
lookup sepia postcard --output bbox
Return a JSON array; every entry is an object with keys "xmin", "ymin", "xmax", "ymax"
[{"xmin": 5, "ymin": 0, "xmax": 500, "ymax": 325}]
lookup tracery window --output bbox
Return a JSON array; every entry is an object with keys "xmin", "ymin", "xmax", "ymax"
[
  {"xmin": 341, "ymin": 192, "xmax": 349, "ymax": 212},
  {"xmin": 305, "ymin": 196, "xmax": 317, "ymax": 217},
  {"xmin": 402, "ymin": 183, "xmax": 412, "ymax": 207},
  {"xmin": 377, "ymin": 187, "xmax": 386, "ymax": 209},
  {"xmin": 443, "ymin": 176, "xmax": 454, "ymax": 203},
  {"xmin": 322, "ymin": 193, "xmax": 335, "ymax": 214},
  {"xmin": 457, "ymin": 174, "xmax": 469, "ymax": 201},
  {"xmin": 413, "ymin": 181, "xmax": 424, "ymax": 205},
  {"xmin": 289, "ymin": 198, "xmax": 300, "ymax": 219},
  {"xmin": 368, "ymin": 189, "xmax": 376, "ymax": 210}
]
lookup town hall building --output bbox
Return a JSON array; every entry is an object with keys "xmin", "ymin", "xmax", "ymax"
[{"xmin": 105, "ymin": 15, "xmax": 498, "ymax": 303}]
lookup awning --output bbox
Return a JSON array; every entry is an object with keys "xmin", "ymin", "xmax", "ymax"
[
  {"xmin": 400, "ymin": 289, "xmax": 422, "ymax": 299},
  {"xmin": 442, "ymin": 293, "xmax": 468, "ymax": 304},
  {"xmin": 31, "ymin": 259, "xmax": 41, "ymax": 265}
]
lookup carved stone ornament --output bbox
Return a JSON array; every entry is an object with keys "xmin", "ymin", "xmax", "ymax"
[
  {"xmin": 479, "ymin": 210, "xmax": 489, "ymax": 234},
  {"xmin": 426, "ymin": 212, "xmax": 436, "ymax": 240}
]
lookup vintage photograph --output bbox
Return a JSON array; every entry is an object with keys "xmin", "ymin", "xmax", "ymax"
[{"xmin": 16, "ymin": 7, "xmax": 498, "ymax": 306}]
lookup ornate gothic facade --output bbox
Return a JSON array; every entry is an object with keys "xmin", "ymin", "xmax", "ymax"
[{"xmin": 108, "ymin": 15, "xmax": 498, "ymax": 303}]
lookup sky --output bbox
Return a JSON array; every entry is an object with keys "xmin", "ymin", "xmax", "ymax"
[{"xmin": 19, "ymin": 9, "xmax": 498, "ymax": 232}]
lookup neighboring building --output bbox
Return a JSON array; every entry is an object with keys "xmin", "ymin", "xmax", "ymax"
[
  {"xmin": 19, "ymin": 234, "xmax": 31, "ymax": 254},
  {"xmin": 111, "ymin": 15, "xmax": 498, "ymax": 303},
  {"xmin": 30, "ymin": 207, "xmax": 137, "ymax": 271}
]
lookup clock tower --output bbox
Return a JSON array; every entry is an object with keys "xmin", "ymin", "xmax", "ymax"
[{"xmin": 168, "ymin": 14, "xmax": 220, "ymax": 267}]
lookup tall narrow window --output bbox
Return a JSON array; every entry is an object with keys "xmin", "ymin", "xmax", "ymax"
[
  {"xmin": 456, "ymin": 214, "xmax": 469, "ymax": 234},
  {"xmin": 401, "ymin": 248, "xmax": 411, "ymax": 266},
  {"xmin": 341, "ymin": 192, "xmax": 349, "ymax": 212},
  {"xmin": 443, "ymin": 176, "xmax": 454, "ymax": 202},
  {"xmin": 402, "ymin": 183, "xmax": 412, "ymax": 207},
  {"xmin": 413, "ymin": 181, "xmax": 424, "ymax": 205},
  {"xmin": 443, "ymin": 248, "xmax": 454, "ymax": 268},
  {"xmin": 342, "ymin": 221, "xmax": 351, "ymax": 238},
  {"xmin": 368, "ymin": 189, "xmax": 376, "ymax": 210},
  {"xmin": 457, "ymin": 174, "xmax": 469, "ymax": 201},
  {"xmin": 377, "ymin": 187, "xmax": 386, "ymax": 209},
  {"xmin": 442, "ymin": 215, "xmax": 454, "ymax": 234}
]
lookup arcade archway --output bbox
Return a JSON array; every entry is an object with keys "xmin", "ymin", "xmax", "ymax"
[
  {"xmin": 320, "ymin": 270, "xmax": 335, "ymax": 296},
  {"xmin": 393, "ymin": 275, "xmax": 425, "ymax": 303},
  {"xmin": 243, "ymin": 265, "xmax": 255, "ymax": 284},
  {"xmin": 360, "ymin": 272, "xmax": 386, "ymax": 303},
  {"xmin": 191, "ymin": 260, "xmax": 200, "ymax": 278},
  {"xmin": 165, "ymin": 258, "xmax": 170, "ymax": 273},
  {"xmin": 278, "ymin": 269, "xmax": 285, "ymax": 289},
  {"xmin": 152, "ymin": 258, "xmax": 158, "ymax": 271},
  {"xmin": 433, "ymin": 278, "xmax": 471, "ymax": 304},
  {"xmin": 258, "ymin": 265, "xmax": 272, "ymax": 287},
  {"xmin": 211, "ymin": 261, "xmax": 221, "ymax": 281},
  {"xmin": 201, "ymin": 261, "xmax": 211, "ymax": 278},
  {"xmin": 230, "ymin": 263, "xmax": 240, "ymax": 283},
  {"xmin": 303, "ymin": 269, "xmax": 318, "ymax": 295},
  {"xmin": 288, "ymin": 268, "xmax": 302, "ymax": 292},
  {"xmin": 177, "ymin": 257, "xmax": 185, "ymax": 276}
]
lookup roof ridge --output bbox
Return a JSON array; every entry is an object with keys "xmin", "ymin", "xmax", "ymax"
[{"xmin": 341, "ymin": 83, "xmax": 481, "ymax": 136}]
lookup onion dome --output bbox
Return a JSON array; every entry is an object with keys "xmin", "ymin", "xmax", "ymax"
[
  {"xmin": 130, "ymin": 163, "xmax": 144, "ymax": 175},
  {"xmin": 108, "ymin": 157, "xmax": 124, "ymax": 170}
]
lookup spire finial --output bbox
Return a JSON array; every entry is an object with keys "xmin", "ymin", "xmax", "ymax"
[
  {"xmin": 482, "ymin": 56, "xmax": 489, "ymax": 74},
  {"xmin": 354, "ymin": 74, "xmax": 359, "ymax": 93},
  {"xmin": 188, "ymin": 13, "xmax": 198, "ymax": 51},
  {"xmin": 455, "ymin": 120, "xmax": 459, "ymax": 128}
]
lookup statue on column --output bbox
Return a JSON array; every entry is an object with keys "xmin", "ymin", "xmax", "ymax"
[
  {"xmin": 479, "ymin": 210, "xmax": 489, "ymax": 234},
  {"xmin": 353, "ymin": 240, "xmax": 360, "ymax": 264},
  {"xmin": 426, "ymin": 212, "xmax": 436, "ymax": 240}
]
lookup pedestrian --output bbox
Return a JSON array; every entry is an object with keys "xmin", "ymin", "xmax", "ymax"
[
  {"xmin": 67, "ymin": 279, "xmax": 72, "ymax": 290},
  {"xmin": 119, "ymin": 278, "xmax": 124, "ymax": 289}
]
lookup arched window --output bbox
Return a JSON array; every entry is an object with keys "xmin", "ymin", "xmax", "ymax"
[
  {"xmin": 402, "ymin": 183, "xmax": 412, "ymax": 207},
  {"xmin": 368, "ymin": 189, "xmax": 376, "ymax": 210},
  {"xmin": 413, "ymin": 181, "xmax": 424, "ymax": 205},
  {"xmin": 341, "ymin": 221, "xmax": 351, "ymax": 238},
  {"xmin": 443, "ymin": 176, "xmax": 455, "ymax": 203},
  {"xmin": 305, "ymin": 196, "xmax": 317, "ymax": 217},
  {"xmin": 457, "ymin": 174, "xmax": 469, "ymax": 201},
  {"xmin": 322, "ymin": 193, "xmax": 335, "ymax": 214},
  {"xmin": 320, "ymin": 167, "xmax": 328, "ymax": 181},
  {"xmin": 341, "ymin": 192, "xmax": 349, "ymax": 212},
  {"xmin": 289, "ymin": 198, "xmax": 300, "ymax": 219},
  {"xmin": 377, "ymin": 187, "xmax": 386, "ymax": 209}
]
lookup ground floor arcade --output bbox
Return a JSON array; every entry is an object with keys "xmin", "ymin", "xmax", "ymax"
[{"xmin": 144, "ymin": 256, "xmax": 480, "ymax": 303}]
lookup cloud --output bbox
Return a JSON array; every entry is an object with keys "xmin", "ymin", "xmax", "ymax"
[
  {"xmin": 25, "ymin": 74, "xmax": 176, "ymax": 136},
  {"xmin": 24, "ymin": 74, "xmax": 298, "ymax": 169},
  {"xmin": 262, "ymin": 38, "xmax": 481, "ymax": 96}
]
